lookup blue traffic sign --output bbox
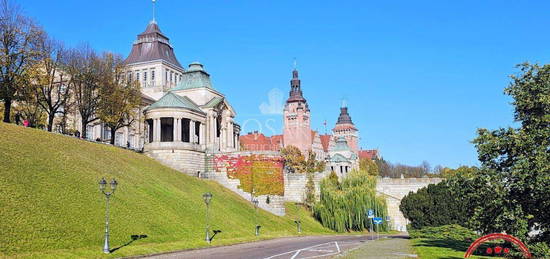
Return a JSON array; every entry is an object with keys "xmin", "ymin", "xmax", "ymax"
[
  {"xmin": 367, "ymin": 209, "xmax": 374, "ymax": 218},
  {"xmin": 373, "ymin": 217, "xmax": 383, "ymax": 224}
]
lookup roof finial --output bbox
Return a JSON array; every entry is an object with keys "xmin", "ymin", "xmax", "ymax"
[
  {"xmin": 152, "ymin": 0, "xmax": 157, "ymax": 23},
  {"xmin": 293, "ymin": 57, "xmax": 297, "ymax": 70},
  {"xmin": 341, "ymin": 98, "xmax": 347, "ymax": 108}
]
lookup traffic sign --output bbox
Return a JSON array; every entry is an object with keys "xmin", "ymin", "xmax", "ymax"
[
  {"xmin": 373, "ymin": 217, "xmax": 383, "ymax": 224},
  {"xmin": 367, "ymin": 209, "xmax": 374, "ymax": 219}
]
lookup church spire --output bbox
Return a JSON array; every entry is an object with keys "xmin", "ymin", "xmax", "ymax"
[{"xmin": 287, "ymin": 61, "xmax": 306, "ymax": 104}]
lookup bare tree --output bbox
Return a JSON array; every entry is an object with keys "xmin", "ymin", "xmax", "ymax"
[
  {"xmin": 97, "ymin": 52, "xmax": 141, "ymax": 145},
  {"xmin": 0, "ymin": 0, "xmax": 42, "ymax": 122},
  {"xmin": 33, "ymin": 33, "xmax": 70, "ymax": 131},
  {"xmin": 65, "ymin": 44, "xmax": 101, "ymax": 138}
]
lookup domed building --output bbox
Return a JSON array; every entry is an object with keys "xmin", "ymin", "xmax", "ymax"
[
  {"xmin": 326, "ymin": 136, "xmax": 359, "ymax": 178},
  {"xmin": 143, "ymin": 61, "xmax": 240, "ymax": 175}
]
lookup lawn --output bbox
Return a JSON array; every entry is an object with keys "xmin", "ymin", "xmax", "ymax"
[
  {"xmin": 0, "ymin": 123, "xmax": 333, "ymax": 258},
  {"xmin": 409, "ymin": 225, "xmax": 503, "ymax": 259}
]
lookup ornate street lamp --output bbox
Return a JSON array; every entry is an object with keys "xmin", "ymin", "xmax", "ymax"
[
  {"xmin": 253, "ymin": 199, "xmax": 260, "ymax": 236},
  {"xmin": 99, "ymin": 177, "xmax": 118, "ymax": 254},
  {"xmin": 203, "ymin": 192, "xmax": 213, "ymax": 243}
]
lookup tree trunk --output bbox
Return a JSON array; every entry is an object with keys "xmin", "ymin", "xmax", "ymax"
[
  {"xmin": 3, "ymin": 98, "xmax": 12, "ymax": 123},
  {"xmin": 47, "ymin": 113, "xmax": 55, "ymax": 132},
  {"xmin": 81, "ymin": 121, "xmax": 88, "ymax": 139},
  {"xmin": 110, "ymin": 127, "xmax": 117, "ymax": 145}
]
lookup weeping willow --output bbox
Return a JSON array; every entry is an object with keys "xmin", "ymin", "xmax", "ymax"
[{"xmin": 313, "ymin": 170, "xmax": 389, "ymax": 232}]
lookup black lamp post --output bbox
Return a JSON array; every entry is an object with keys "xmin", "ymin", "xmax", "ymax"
[
  {"xmin": 203, "ymin": 192, "xmax": 213, "ymax": 243},
  {"xmin": 253, "ymin": 199, "xmax": 260, "ymax": 236},
  {"xmin": 99, "ymin": 177, "xmax": 117, "ymax": 254}
]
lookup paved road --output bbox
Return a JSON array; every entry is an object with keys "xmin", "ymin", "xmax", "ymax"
[{"xmin": 136, "ymin": 234, "xmax": 406, "ymax": 259}]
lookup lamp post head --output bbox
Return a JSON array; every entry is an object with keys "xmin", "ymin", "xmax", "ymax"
[
  {"xmin": 110, "ymin": 179, "xmax": 118, "ymax": 192},
  {"xmin": 203, "ymin": 192, "xmax": 212, "ymax": 205},
  {"xmin": 99, "ymin": 178, "xmax": 107, "ymax": 191}
]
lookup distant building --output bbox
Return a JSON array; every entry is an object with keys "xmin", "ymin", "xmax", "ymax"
[{"xmin": 240, "ymin": 67, "xmax": 379, "ymax": 175}]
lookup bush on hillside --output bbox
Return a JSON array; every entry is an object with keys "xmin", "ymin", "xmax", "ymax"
[{"xmin": 399, "ymin": 167, "xmax": 481, "ymax": 229}]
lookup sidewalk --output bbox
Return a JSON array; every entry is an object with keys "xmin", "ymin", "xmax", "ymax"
[{"xmin": 339, "ymin": 235, "xmax": 417, "ymax": 259}]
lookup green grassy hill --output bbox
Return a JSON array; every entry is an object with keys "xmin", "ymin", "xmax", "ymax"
[{"xmin": 0, "ymin": 123, "xmax": 332, "ymax": 258}]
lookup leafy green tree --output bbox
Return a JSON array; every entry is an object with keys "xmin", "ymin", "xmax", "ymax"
[
  {"xmin": 304, "ymin": 172, "xmax": 315, "ymax": 208},
  {"xmin": 313, "ymin": 169, "xmax": 388, "ymax": 232},
  {"xmin": 97, "ymin": 53, "xmax": 141, "ymax": 145},
  {"xmin": 471, "ymin": 63, "xmax": 550, "ymax": 244},
  {"xmin": 359, "ymin": 158, "xmax": 378, "ymax": 176},
  {"xmin": 280, "ymin": 146, "xmax": 325, "ymax": 173},
  {"xmin": 0, "ymin": 0, "xmax": 43, "ymax": 123},
  {"xmin": 280, "ymin": 146, "xmax": 305, "ymax": 173}
]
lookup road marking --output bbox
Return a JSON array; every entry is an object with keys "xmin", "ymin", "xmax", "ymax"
[
  {"xmin": 265, "ymin": 241, "xmax": 343, "ymax": 259},
  {"xmin": 290, "ymin": 250, "xmax": 300, "ymax": 259}
]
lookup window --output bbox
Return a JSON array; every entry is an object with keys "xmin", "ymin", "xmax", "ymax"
[
  {"xmin": 181, "ymin": 118, "xmax": 190, "ymax": 142},
  {"xmin": 170, "ymin": 71, "xmax": 173, "ymax": 82},
  {"xmin": 128, "ymin": 72, "xmax": 132, "ymax": 82},
  {"xmin": 136, "ymin": 72, "xmax": 140, "ymax": 84},
  {"xmin": 151, "ymin": 70, "xmax": 155, "ymax": 81},
  {"xmin": 165, "ymin": 70, "xmax": 168, "ymax": 83},
  {"xmin": 143, "ymin": 71, "xmax": 147, "ymax": 83}
]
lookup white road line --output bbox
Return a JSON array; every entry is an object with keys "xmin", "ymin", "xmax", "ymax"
[
  {"xmin": 335, "ymin": 241, "xmax": 341, "ymax": 253},
  {"xmin": 290, "ymin": 250, "xmax": 301, "ymax": 259},
  {"xmin": 264, "ymin": 241, "xmax": 340, "ymax": 259}
]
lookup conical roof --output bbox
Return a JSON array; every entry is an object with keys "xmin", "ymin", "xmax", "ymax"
[
  {"xmin": 336, "ymin": 106, "xmax": 354, "ymax": 125},
  {"xmin": 124, "ymin": 21, "xmax": 183, "ymax": 69}
]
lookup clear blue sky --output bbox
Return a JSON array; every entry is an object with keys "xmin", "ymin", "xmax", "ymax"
[{"xmin": 19, "ymin": 0, "xmax": 550, "ymax": 168}]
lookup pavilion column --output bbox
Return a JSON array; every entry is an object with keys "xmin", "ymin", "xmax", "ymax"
[
  {"xmin": 199, "ymin": 123, "xmax": 205, "ymax": 145},
  {"xmin": 189, "ymin": 119, "xmax": 195, "ymax": 144},
  {"xmin": 174, "ymin": 118, "xmax": 181, "ymax": 142},
  {"xmin": 153, "ymin": 118, "xmax": 160, "ymax": 142},
  {"xmin": 228, "ymin": 120, "xmax": 234, "ymax": 148}
]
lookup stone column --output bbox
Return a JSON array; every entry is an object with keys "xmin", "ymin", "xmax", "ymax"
[
  {"xmin": 190, "ymin": 119, "xmax": 195, "ymax": 144},
  {"xmin": 153, "ymin": 118, "xmax": 160, "ymax": 142},
  {"xmin": 228, "ymin": 120, "xmax": 234, "ymax": 149},
  {"xmin": 199, "ymin": 123, "xmax": 205, "ymax": 145},
  {"xmin": 174, "ymin": 118, "xmax": 180, "ymax": 141}
]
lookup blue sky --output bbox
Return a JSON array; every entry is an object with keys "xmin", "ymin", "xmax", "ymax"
[{"xmin": 19, "ymin": 0, "xmax": 550, "ymax": 168}]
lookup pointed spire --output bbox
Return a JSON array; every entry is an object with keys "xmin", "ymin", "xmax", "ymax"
[{"xmin": 287, "ymin": 63, "xmax": 306, "ymax": 103}]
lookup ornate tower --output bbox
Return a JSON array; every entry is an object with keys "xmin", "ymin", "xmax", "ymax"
[
  {"xmin": 124, "ymin": 2, "xmax": 184, "ymax": 99},
  {"xmin": 332, "ymin": 102, "xmax": 359, "ymax": 153},
  {"xmin": 283, "ymin": 68, "xmax": 312, "ymax": 153}
]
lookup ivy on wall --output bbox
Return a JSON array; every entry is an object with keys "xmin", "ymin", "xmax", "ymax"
[{"xmin": 214, "ymin": 154, "xmax": 284, "ymax": 196}]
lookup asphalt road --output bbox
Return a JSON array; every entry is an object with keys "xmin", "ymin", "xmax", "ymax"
[{"xmin": 136, "ymin": 234, "xmax": 402, "ymax": 259}]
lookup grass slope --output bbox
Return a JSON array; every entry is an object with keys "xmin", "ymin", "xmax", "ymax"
[{"xmin": 0, "ymin": 123, "xmax": 332, "ymax": 258}]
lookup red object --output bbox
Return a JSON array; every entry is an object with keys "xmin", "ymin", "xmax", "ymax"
[
  {"xmin": 23, "ymin": 120, "xmax": 29, "ymax": 127},
  {"xmin": 358, "ymin": 149, "xmax": 379, "ymax": 160},
  {"xmin": 504, "ymin": 248, "xmax": 510, "ymax": 254},
  {"xmin": 486, "ymin": 247, "xmax": 493, "ymax": 254},
  {"xmin": 464, "ymin": 233, "xmax": 531, "ymax": 258},
  {"xmin": 495, "ymin": 246, "xmax": 502, "ymax": 254}
]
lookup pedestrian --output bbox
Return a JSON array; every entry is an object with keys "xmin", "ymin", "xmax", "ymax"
[
  {"xmin": 23, "ymin": 119, "xmax": 29, "ymax": 127},
  {"xmin": 15, "ymin": 112, "xmax": 21, "ymax": 125}
]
